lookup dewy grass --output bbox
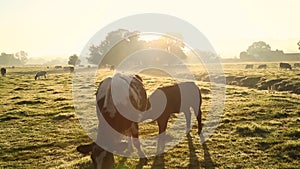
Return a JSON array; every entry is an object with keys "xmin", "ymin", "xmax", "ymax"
[{"xmin": 0, "ymin": 64, "xmax": 299, "ymax": 168}]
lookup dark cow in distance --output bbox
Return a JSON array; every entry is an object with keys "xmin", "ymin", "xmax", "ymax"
[
  {"xmin": 77, "ymin": 74, "xmax": 148, "ymax": 168},
  {"xmin": 1, "ymin": 68, "xmax": 6, "ymax": 76},
  {"xmin": 280, "ymin": 62, "xmax": 292, "ymax": 70},
  {"xmin": 245, "ymin": 64, "xmax": 254, "ymax": 69},
  {"xmin": 63, "ymin": 66, "xmax": 74, "ymax": 73},
  {"xmin": 35, "ymin": 71, "xmax": 47, "ymax": 80},
  {"xmin": 110, "ymin": 65, "xmax": 115, "ymax": 71},
  {"xmin": 294, "ymin": 63, "xmax": 300, "ymax": 68},
  {"xmin": 258, "ymin": 64, "xmax": 267, "ymax": 69},
  {"xmin": 54, "ymin": 65, "xmax": 62, "ymax": 69}
]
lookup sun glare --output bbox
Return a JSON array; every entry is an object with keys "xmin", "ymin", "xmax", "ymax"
[{"xmin": 139, "ymin": 34, "xmax": 161, "ymax": 42}]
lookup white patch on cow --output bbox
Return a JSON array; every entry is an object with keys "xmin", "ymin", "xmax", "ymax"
[{"xmin": 111, "ymin": 74, "xmax": 145, "ymax": 113}]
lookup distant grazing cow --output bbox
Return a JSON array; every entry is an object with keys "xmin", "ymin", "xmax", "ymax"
[
  {"xmin": 55, "ymin": 65, "xmax": 62, "ymax": 69},
  {"xmin": 258, "ymin": 64, "xmax": 267, "ymax": 69},
  {"xmin": 143, "ymin": 82, "xmax": 202, "ymax": 153},
  {"xmin": 110, "ymin": 65, "xmax": 115, "ymax": 71},
  {"xmin": 279, "ymin": 62, "xmax": 292, "ymax": 70},
  {"xmin": 1, "ymin": 68, "xmax": 6, "ymax": 76},
  {"xmin": 294, "ymin": 63, "xmax": 300, "ymax": 68},
  {"xmin": 63, "ymin": 66, "xmax": 74, "ymax": 73},
  {"xmin": 245, "ymin": 64, "xmax": 254, "ymax": 69},
  {"xmin": 35, "ymin": 71, "xmax": 47, "ymax": 80},
  {"xmin": 77, "ymin": 73, "xmax": 148, "ymax": 168}
]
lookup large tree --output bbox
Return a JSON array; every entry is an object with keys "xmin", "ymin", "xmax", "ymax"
[
  {"xmin": 68, "ymin": 54, "xmax": 81, "ymax": 66},
  {"xmin": 87, "ymin": 29, "xmax": 142, "ymax": 66},
  {"xmin": 146, "ymin": 33, "xmax": 187, "ymax": 63},
  {"xmin": 87, "ymin": 29, "xmax": 188, "ymax": 67},
  {"xmin": 246, "ymin": 41, "xmax": 271, "ymax": 58}
]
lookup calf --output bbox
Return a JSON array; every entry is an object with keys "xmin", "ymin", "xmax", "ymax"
[
  {"xmin": 35, "ymin": 71, "xmax": 47, "ymax": 80},
  {"xmin": 280, "ymin": 62, "xmax": 292, "ymax": 70},
  {"xmin": 1, "ymin": 68, "xmax": 6, "ymax": 76},
  {"xmin": 146, "ymin": 82, "xmax": 202, "ymax": 134},
  {"xmin": 144, "ymin": 82, "xmax": 202, "ymax": 153}
]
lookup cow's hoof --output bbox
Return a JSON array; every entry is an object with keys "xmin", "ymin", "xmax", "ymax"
[{"xmin": 139, "ymin": 158, "xmax": 148, "ymax": 165}]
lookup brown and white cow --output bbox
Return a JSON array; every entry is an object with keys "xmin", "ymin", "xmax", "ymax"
[
  {"xmin": 143, "ymin": 82, "xmax": 203, "ymax": 153},
  {"xmin": 77, "ymin": 73, "xmax": 148, "ymax": 169}
]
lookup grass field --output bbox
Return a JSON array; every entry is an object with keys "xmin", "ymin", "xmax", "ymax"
[{"xmin": 0, "ymin": 63, "xmax": 299, "ymax": 169}]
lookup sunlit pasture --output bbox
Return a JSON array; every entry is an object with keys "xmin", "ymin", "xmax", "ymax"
[{"xmin": 0, "ymin": 63, "xmax": 299, "ymax": 168}]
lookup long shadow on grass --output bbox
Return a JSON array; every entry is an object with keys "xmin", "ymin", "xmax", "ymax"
[
  {"xmin": 187, "ymin": 133, "xmax": 200, "ymax": 169},
  {"xmin": 151, "ymin": 154, "xmax": 165, "ymax": 169},
  {"xmin": 200, "ymin": 133, "xmax": 215, "ymax": 169}
]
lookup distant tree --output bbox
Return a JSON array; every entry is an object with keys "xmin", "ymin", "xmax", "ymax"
[
  {"xmin": 146, "ymin": 33, "xmax": 187, "ymax": 60},
  {"xmin": 297, "ymin": 40, "xmax": 300, "ymax": 50},
  {"xmin": 87, "ymin": 29, "xmax": 142, "ymax": 66},
  {"xmin": 68, "ymin": 54, "xmax": 81, "ymax": 66},
  {"xmin": 239, "ymin": 51, "xmax": 254, "ymax": 60},
  {"xmin": 87, "ymin": 29, "xmax": 189, "ymax": 67},
  {"xmin": 247, "ymin": 41, "xmax": 271, "ymax": 58},
  {"xmin": 0, "ymin": 52, "xmax": 28, "ymax": 65},
  {"xmin": 15, "ymin": 51, "xmax": 28, "ymax": 64}
]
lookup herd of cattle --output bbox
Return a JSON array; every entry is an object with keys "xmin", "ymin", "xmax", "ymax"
[
  {"xmin": 0, "ymin": 66, "xmax": 75, "ymax": 79},
  {"xmin": 245, "ymin": 62, "xmax": 300, "ymax": 69}
]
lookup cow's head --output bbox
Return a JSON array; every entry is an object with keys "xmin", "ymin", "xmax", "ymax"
[{"xmin": 77, "ymin": 142, "xmax": 114, "ymax": 169}]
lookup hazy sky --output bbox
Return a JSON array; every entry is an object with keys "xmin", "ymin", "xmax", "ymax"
[{"xmin": 1, "ymin": 0, "xmax": 299, "ymax": 59}]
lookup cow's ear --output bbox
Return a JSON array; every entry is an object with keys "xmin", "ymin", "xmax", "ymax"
[{"xmin": 135, "ymin": 74, "xmax": 143, "ymax": 82}]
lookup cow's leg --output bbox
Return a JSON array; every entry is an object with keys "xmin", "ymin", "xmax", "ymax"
[
  {"xmin": 183, "ymin": 109, "xmax": 192, "ymax": 135},
  {"xmin": 157, "ymin": 113, "xmax": 169, "ymax": 154},
  {"xmin": 131, "ymin": 123, "xmax": 148, "ymax": 163},
  {"xmin": 195, "ymin": 108, "xmax": 202, "ymax": 135}
]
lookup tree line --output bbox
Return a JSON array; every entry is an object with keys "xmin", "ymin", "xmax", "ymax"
[
  {"xmin": 0, "ymin": 51, "xmax": 28, "ymax": 65},
  {"xmin": 239, "ymin": 41, "xmax": 300, "ymax": 61}
]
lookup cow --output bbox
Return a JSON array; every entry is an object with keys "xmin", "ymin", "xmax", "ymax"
[
  {"xmin": 245, "ymin": 64, "xmax": 254, "ymax": 69},
  {"xmin": 143, "ymin": 82, "xmax": 202, "ymax": 153},
  {"xmin": 279, "ymin": 62, "xmax": 292, "ymax": 70},
  {"xmin": 77, "ymin": 73, "xmax": 148, "ymax": 169},
  {"xmin": 258, "ymin": 64, "xmax": 267, "ymax": 69},
  {"xmin": 77, "ymin": 142, "xmax": 114, "ymax": 169},
  {"xmin": 1, "ymin": 68, "xmax": 6, "ymax": 76},
  {"xmin": 63, "ymin": 66, "xmax": 74, "ymax": 73},
  {"xmin": 54, "ymin": 65, "xmax": 62, "ymax": 69},
  {"xmin": 110, "ymin": 65, "xmax": 115, "ymax": 71},
  {"xmin": 35, "ymin": 71, "xmax": 47, "ymax": 80},
  {"xmin": 294, "ymin": 63, "xmax": 300, "ymax": 68}
]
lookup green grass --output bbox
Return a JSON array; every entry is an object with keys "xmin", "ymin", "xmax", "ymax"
[{"xmin": 0, "ymin": 64, "xmax": 299, "ymax": 168}]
